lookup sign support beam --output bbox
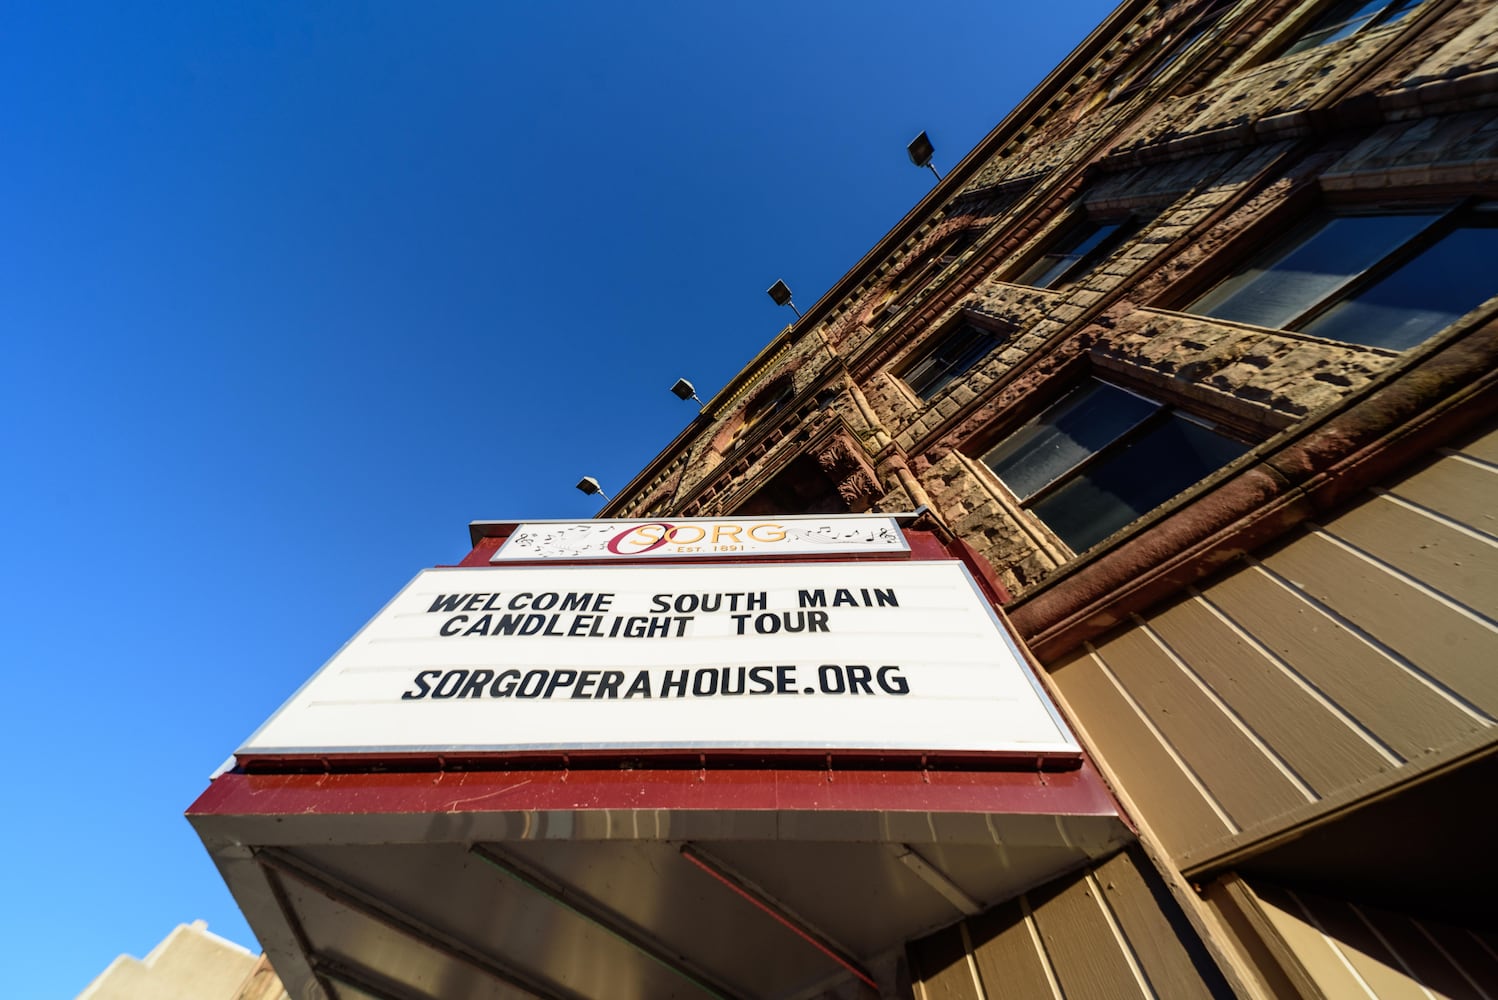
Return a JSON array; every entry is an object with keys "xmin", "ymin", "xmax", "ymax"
[
  {"xmin": 256, "ymin": 847, "xmax": 573, "ymax": 1000},
  {"xmin": 679, "ymin": 844, "xmax": 880, "ymax": 991},
  {"xmin": 470, "ymin": 843, "xmax": 747, "ymax": 1000}
]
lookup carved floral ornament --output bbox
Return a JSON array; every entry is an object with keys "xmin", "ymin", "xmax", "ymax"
[{"xmin": 818, "ymin": 433, "xmax": 883, "ymax": 511}]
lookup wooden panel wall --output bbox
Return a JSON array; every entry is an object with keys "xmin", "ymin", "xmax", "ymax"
[
  {"xmin": 908, "ymin": 847, "xmax": 1234, "ymax": 1000},
  {"xmin": 1204, "ymin": 877, "xmax": 1498, "ymax": 1000},
  {"xmin": 1046, "ymin": 422, "xmax": 1498, "ymax": 866}
]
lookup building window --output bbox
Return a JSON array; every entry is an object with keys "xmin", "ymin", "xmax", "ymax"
[
  {"xmin": 1281, "ymin": 0, "xmax": 1424, "ymax": 57},
  {"xmin": 744, "ymin": 377, "xmax": 795, "ymax": 425},
  {"xmin": 874, "ymin": 231, "xmax": 980, "ymax": 325},
  {"xmin": 1109, "ymin": 0, "xmax": 1233, "ymax": 100},
  {"xmin": 1186, "ymin": 203, "xmax": 1498, "ymax": 351},
  {"xmin": 980, "ymin": 379, "xmax": 1250, "ymax": 553},
  {"xmin": 1013, "ymin": 214, "xmax": 1143, "ymax": 290},
  {"xmin": 899, "ymin": 320, "xmax": 1003, "ymax": 401},
  {"xmin": 726, "ymin": 375, "xmax": 796, "ymax": 452}
]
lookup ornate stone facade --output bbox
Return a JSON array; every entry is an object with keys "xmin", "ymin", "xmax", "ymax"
[{"xmin": 603, "ymin": 2, "xmax": 1498, "ymax": 995}]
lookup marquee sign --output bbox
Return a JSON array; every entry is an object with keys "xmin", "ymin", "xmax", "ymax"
[
  {"xmin": 238, "ymin": 560, "xmax": 1077, "ymax": 757},
  {"xmin": 490, "ymin": 515, "xmax": 908, "ymax": 561}
]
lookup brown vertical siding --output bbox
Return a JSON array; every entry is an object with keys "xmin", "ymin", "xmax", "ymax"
[
  {"xmin": 1088, "ymin": 626, "xmax": 1314, "ymax": 824},
  {"xmin": 1459, "ymin": 431, "xmax": 1498, "ymax": 466},
  {"xmin": 1389, "ymin": 455, "xmax": 1498, "ymax": 541},
  {"xmin": 1046, "ymin": 422, "xmax": 1498, "ymax": 864},
  {"xmin": 909, "ymin": 922, "xmax": 987, "ymax": 1000},
  {"xmin": 1029, "ymin": 871, "xmax": 1152, "ymax": 1000},
  {"xmin": 1145, "ymin": 596, "xmax": 1392, "ymax": 793},
  {"xmin": 1047, "ymin": 647, "xmax": 1235, "ymax": 850},
  {"xmin": 1203, "ymin": 567, "xmax": 1478, "ymax": 760},
  {"xmin": 967, "ymin": 900, "xmax": 1059, "ymax": 999},
  {"xmin": 909, "ymin": 848, "xmax": 1233, "ymax": 1000},
  {"xmin": 1260, "ymin": 532, "xmax": 1498, "ymax": 717},
  {"xmin": 1328, "ymin": 494, "xmax": 1498, "ymax": 619},
  {"xmin": 1088, "ymin": 850, "xmax": 1226, "ymax": 1000}
]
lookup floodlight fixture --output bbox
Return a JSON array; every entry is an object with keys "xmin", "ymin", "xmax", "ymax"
[
  {"xmin": 671, "ymin": 378, "xmax": 707, "ymax": 412},
  {"xmin": 575, "ymin": 476, "xmax": 611, "ymax": 503},
  {"xmin": 907, "ymin": 130, "xmax": 942, "ymax": 181},
  {"xmin": 767, "ymin": 279, "xmax": 802, "ymax": 319}
]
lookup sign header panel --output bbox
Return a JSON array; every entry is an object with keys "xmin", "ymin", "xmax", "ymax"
[
  {"xmin": 239, "ymin": 561, "xmax": 1076, "ymax": 756},
  {"xmin": 491, "ymin": 516, "xmax": 908, "ymax": 562}
]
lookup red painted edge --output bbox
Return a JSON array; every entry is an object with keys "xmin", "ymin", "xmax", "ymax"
[
  {"xmin": 188, "ymin": 760, "xmax": 1119, "ymax": 819},
  {"xmin": 680, "ymin": 847, "xmax": 880, "ymax": 990},
  {"xmin": 947, "ymin": 535, "xmax": 1013, "ymax": 605}
]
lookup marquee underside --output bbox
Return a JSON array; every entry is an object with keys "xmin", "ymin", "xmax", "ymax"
[{"xmin": 190, "ymin": 761, "xmax": 1129, "ymax": 999}]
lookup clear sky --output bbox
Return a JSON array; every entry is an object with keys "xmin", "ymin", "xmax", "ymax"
[{"xmin": 1, "ymin": 3, "xmax": 1117, "ymax": 996}]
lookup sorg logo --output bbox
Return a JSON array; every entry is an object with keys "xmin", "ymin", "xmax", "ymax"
[{"xmin": 606, "ymin": 521, "xmax": 788, "ymax": 554}]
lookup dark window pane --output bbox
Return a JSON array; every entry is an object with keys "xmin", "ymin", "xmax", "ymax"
[
  {"xmin": 1299, "ymin": 222, "xmax": 1498, "ymax": 350},
  {"xmin": 1017, "ymin": 221, "xmax": 1124, "ymax": 289},
  {"xmin": 1111, "ymin": 0, "xmax": 1231, "ymax": 98},
  {"xmin": 1283, "ymin": 0, "xmax": 1423, "ymax": 56},
  {"xmin": 984, "ymin": 381, "xmax": 1159, "ymax": 500},
  {"xmin": 1030, "ymin": 414, "xmax": 1248, "ymax": 551},
  {"xmin": 883, "ymin": 232, "xmax": 980, "ymax": 319},
  {"xmin": 1189, "ymin": 213, "xmax": 1437, "ymax": 329},
  {"xmin": 939, "ymin": 230, "xmax": 980, "ymax": 263},
  {"xmin": 1149, "ymin": 2, "xmax": 1230, "ymax": 73},
  {"xmin": 903, "ymin": 324, "xmax": 999, "ymax": 400},
  {"xmin": 746, "ymin": 381, "xmax": 794, "ymax": 422}
]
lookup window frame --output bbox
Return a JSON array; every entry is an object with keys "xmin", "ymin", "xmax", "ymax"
[
  {"xmin": 721, "ymin": 374, "xmax": 798, "ymax": 456},
  {"xmin": 1278, "ymin": 0, "xmax": 1426, "ymax": 58},
  {"xmin": 974, "ymin": 375, "xmax": 1256, "ymax": 555},
  {"xmin": 1009, "ymin": 210, "xmax": 1147, "ymax": 291},
  {"xmin": 1107, "ymin": 0, "xmax": 1235, "ymax": 102},
  {"xmin": 872, "ymin": 230, "xmax": 982, "ymax": 326},
  {"xmin": 895, "ymin": 314, "xmax": 1010, "ymax": 402},
  {"xmin": 1181, "ymin": 199, "xmax": 1498, "ymax": 351}
]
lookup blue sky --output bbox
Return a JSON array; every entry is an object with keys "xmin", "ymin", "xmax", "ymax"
[{"xmin": 0, "ymin": 3, "xmax": 1117, "ymax": 995}]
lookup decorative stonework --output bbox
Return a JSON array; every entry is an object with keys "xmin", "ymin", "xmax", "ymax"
[
  {"xmin": 614, "ymin": 0, "xmax": 1498, "ymax": 612},
  {"xmin": 816, "ymin": 435, "xmax": 882, "ymax": 513},
  {"xmin": 1092, "ymin": 308, "xmax": 1400, "ymax": 420}
]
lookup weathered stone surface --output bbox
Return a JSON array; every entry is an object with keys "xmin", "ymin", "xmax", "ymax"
[
  {"xmin": 610, "ymin": 0, "xmax": 1495, "ymax": 608},
  {"xmin": 1322, "ymin": 107, "xmax": 1498, "ymax": 188},
  {"xmin": 1093, "ymin": 309, "xmax": 1398, "ymax": 419},
  {"xmin": 589, "ymin": 8, "xmax": 1498, "ymax": 996}
]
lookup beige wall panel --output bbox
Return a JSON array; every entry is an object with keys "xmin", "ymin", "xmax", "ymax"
[
  {"xmin": 1250, "ymin": 883, "xmax": 1376, "ymax": 998},
  {"xmin": 1326, "ymin": 495, "xmax": 1498, "ymax": 621},
  {"xmin": 1229, "ymin": 880, "xmax": 1498, "ymax": 999},
  {"xmin": 1206, "ymin": 569, "xmax": 1480, "ymax": 759},
  {"xmin": 1299, "ymin": 896, "xmax": 1433, "ymax": 1000},
  {"xmin": 1091, "ymin": 850, "xmax": 1229, "ymax": 1000},
  {"xmin": 912, "ymin": 855, "xmax": 1236, "ymax": 1000},
  {"xmin": 1355, "ymin": 906, "xmax": 1495, "ymax": 1000},
  {"xmin": 1147, "ymin": 597, "xmax": 1390, "ymax": 795},
  {"xmin": 1093, "ymin": 628, "xmax": 1309, "ymax": 827},
  {"xmin": 968, "ymin": 899, "xmax": 1058, "ymax": 1000},
  {"xmin": 1265, "ymin": 533, "xmax": 1498, "ymax": 717},
  {"xmin": 1455, "ymin": 425, "xmax": 1498, "ymax": 465},
  {"xmin": 1028, "ymin": 876, "xmax": 1150, "ymax": 1000},
  {"xmin": 908, "ymin": 926, "xmax": 982, "ymax": 1000},
  {"xmin": 1049, "ymin": 650, "xmax": 1232, "ymax": 855},
  {"xmin": 1389, "ymin": 457, "xmax": 1498, "ymax": 540},
  {"xmin": 1420, "ymin": 927, "xmax": 1498, "ymax": 996}
]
